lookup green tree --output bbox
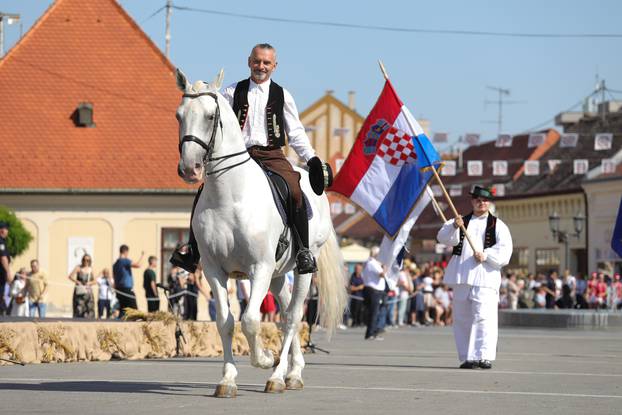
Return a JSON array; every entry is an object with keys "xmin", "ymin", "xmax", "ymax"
[{"xmin": 0, "ymin": 205, "xmax": 33, "ymax": 257}]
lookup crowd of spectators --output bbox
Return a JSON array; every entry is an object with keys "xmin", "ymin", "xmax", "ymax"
[
  {"xmin": 3, "ymin": 246, "xmax": 620, "ymax": 323},
  {"xmin": 345, "ymin": 258, "xmax": 455, "ymax": 334},
  {"xmin": 341, "ymin": 255, "xmax": 622, "ymax": 334},
  {"xmin": 0, "ymin": 243, "xmax": 206, "ymax": 321},
  {"xmin": 499, "ymin": 270, "xmax": 622, "ymax": 311}
]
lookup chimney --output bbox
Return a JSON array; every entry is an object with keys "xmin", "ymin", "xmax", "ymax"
[
  {"xmin": 325, "ymin": 89, "xmax": 334, "ymax": 96},
  {"xmin": 348, "ymin": 91, "xmax": 355, "ymax": 110},
  {"xmin": 76, "ymin": 102, "xmax": 95, "ymax": 128}
]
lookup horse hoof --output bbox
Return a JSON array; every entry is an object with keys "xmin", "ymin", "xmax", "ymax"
[
  {"xmin": 264, "ymin": 379, "xmax": 286, "ymax": 393},
  {"xmin": 214, "ymin": 384, "xmax": 237, "ymax": 398},
  {"xmin": 285, "ymin": 377, "xmax": 304, "ymax": 390}
]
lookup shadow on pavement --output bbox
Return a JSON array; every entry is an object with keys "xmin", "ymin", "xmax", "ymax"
[
  {"xmin": 307, "ymin": 362, "xmax": 457, "ymax": 370},
  {"xmin": 0, "ymin": 381, "xmax": 266, "ymax": 397}
]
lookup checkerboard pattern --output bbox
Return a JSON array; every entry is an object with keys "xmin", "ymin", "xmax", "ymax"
[{"xmin": 376, "ymin": 127, "xmax": 418, "ymax": 166}]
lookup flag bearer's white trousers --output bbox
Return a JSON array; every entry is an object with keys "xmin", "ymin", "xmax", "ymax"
[{"xmin": 451, "ymin": 284, "xmax": 499, "ymax": 362}]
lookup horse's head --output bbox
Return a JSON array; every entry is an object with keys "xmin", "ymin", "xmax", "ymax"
[{"xmin": 175, "ymin": 68, "xmax": 225, "ymax": 184}]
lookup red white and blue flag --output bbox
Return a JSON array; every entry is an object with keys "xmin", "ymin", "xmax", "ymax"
[{"xmin": 330, "ymin": 80, "xmax": 442, "ymax": 238}]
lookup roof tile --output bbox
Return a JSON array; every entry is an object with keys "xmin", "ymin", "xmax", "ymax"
[{"xmin": 0, "ymin": 0, "xmax": 193, "ymax": 191}]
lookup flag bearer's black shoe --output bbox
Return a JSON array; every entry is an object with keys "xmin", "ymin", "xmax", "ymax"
[
  {"xmin": 296, "ymin": 248, "xmax": 318, "ymax": 274},
  {"xmin": 170, "ymin": 244, "xmax": 199, "ymax": 273},
  {"xmin": 478, "ymin": 360, "xmax": 493, "ymax": 369},
  {"xmin": 459, "ymin": 361, "xmax": 478, "ymax": 369}
]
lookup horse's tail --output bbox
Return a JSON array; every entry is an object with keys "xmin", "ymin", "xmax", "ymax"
[{"xmin": 316, "ymin": 228, "xmax": 348, "ymax": 338}]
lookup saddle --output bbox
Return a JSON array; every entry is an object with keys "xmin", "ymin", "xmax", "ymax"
[{"xmin": 264, "ymin": 170, "xmax": 312, "ymax": 261}]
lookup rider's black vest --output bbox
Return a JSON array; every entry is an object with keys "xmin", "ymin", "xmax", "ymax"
[
  {"xmin": 451, "ymin": 213, "xmax": 497, "ymax": 256},
  {"xmin": 232, "ymin": 78, "xmax": 286, "ymax": 148}
]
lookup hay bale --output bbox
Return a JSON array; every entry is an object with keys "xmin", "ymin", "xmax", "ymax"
[
  {"xmin": 37, "ymin": 325, "xmax": 75, "ymax": 363},
  {"xmin": 122, "ymin": 309, "xmax": 176, "ymax": 326},
  {"xmin": 97, "ymin": 327, "xmax": 125, "ymax": 359},
  {"xmin": 0, "ymin": 327, "xmax": 23, "ymax": 363},
  {"xmin": 141, "ymin": 323, "xmax": 168, "ymax": 357}
]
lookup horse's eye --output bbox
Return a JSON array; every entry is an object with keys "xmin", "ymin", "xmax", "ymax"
[{"xmin": 207, "ymin": 115, "xmax": 215, "ymax": 121}]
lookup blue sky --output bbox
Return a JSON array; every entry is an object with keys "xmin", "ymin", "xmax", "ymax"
[{"xmin": 2, "ymin": 0, "xmax": 621, "ymax": 147}]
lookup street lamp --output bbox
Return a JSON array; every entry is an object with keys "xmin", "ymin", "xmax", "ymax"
[{"xmin": 548, "ymin": 211, "xmax": 585, "ymax": 272}]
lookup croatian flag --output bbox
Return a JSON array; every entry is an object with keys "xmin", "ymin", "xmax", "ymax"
[{"xmin": 330, "ymin": 80, "xmax": 442, "ymax": 238}]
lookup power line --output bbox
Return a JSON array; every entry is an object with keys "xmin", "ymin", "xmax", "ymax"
[
  {"xmin": 519, "ymin": 81, "xmax": 622, "ymax": 134},
  {"xmin": 171, "ymin": 5, "xmax": 622, "ymax": 39},
  {"xmin": 519, "ymin": 96, "xmax": 587, "ymax": 134},
  {"xmin": 141, "ymin": 5, "xmax": 166, "ymax": 24}
]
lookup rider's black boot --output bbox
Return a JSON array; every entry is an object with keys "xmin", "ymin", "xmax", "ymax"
[
  {"xmin": 293, "ymin": 204, "xmax": 317, "ymax": 274},
  {"xmin": 170, "ymin": 184, "xmax": 203, "ymax": 273}
]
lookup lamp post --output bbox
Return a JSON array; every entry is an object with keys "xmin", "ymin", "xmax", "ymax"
[{"xmin": 548, "ymin": 211, "xmax": 585, "ymax": 272}]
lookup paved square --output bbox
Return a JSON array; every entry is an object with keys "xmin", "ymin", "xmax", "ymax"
[{"xmin": 1, "ymin": 326, "xmax": 620, "ymax": 414}]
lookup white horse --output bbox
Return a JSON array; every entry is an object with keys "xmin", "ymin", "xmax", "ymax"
[{"xmin": 175, "ymin": 68, "xmax": 348, "ymax": 397}]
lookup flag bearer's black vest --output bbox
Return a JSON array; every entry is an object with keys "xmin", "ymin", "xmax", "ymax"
[
  {"xmin": 232, "ymin": 78, "xmax": 286, "ymax": 148},
  {"xmin": 451, "ymin": 213, "xmax": 497, "ymax": 256}
]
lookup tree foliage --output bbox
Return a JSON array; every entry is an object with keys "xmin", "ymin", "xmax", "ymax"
[{"xmin": 0, "ymin": 205, "xmax": 33, "ymax": 257}]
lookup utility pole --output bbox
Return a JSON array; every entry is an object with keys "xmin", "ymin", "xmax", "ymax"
[
  {"xmin": 0, "ymin": 12, "xmax": 21, "ymax": 58},
  {"xmin": 165, "ymin": 0, "xmax": 172, "ymax": 58}
]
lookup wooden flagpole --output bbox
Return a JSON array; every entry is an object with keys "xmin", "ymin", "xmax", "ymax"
[
  {"xmin": 429, "ymin": 190, "xmax": 448, "ymax": 223},
  {"xmin": 378, "ymin": 60, "xmax": 477, "ymax": 252}
]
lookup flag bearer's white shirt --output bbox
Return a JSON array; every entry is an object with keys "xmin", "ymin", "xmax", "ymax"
[
  {"xmin": 437, "ymin": 213, "xmax": 513, "ymax": 290},
  {"xmin": 221, "ymin": 79, "xmax": 316, "ymax": 162}
]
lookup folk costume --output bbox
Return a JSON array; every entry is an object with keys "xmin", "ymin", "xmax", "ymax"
[
  {"xmin": 436, "ymin": 186, "xmax": 512, "ymax": 368},
  {"xmin": 172, "ymin": 78, "xmax": 327, "ymax": 275}
]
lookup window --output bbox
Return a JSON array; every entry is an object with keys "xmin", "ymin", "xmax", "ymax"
[
  {"xmin": 161, "ymin": 227, "xmax": 189, "ymax": 283},
  {"xmin": 535, "ymin": 248, "xmax": 560, "ymax": 275},
  {"xmin": 507, "ymin": 247, "xmax": 529, "ymax": 275}
]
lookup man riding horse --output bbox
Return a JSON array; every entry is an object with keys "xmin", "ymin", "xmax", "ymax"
[{"xmin": 171, "ymin": 43, "xmax": 331, "ymax": 275}]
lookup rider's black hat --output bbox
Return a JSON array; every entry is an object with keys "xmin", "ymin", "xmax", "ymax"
[{"xmin": 307, "ymin": 157, "xmax": 333, "ymax": 196}]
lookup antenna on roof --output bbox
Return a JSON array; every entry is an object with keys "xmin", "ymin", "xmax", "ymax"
[
  {"xmin": 165, "ymin": 0, "xmax": 172, "ymax": 58},
  {"xmin": 0, "ymin": 12, "xmax": 21, "ymax": 58},
  {"xmin": 483, "ymin": 85, "xmax": 525, "ymax": 134}
]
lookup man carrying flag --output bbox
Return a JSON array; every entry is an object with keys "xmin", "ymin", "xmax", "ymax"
[
  {"xmin": 330, "ymin": 73, "xmax": 443, "ymax": 339},
  {"xmin": 437, "ymin": 185, "xmax": 513, "ymax": 369}
]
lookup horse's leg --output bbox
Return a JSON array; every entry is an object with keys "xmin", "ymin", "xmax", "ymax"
[
  {"xmin": 205, "ymin": 272, "xmax": 238, "ymax": 398},
  {"xmin": 264, "ymin": 275, "xmax": 289, "ymax": 392},
  {"xmin": 241, "ymin": 265, "xmax": 275, "ymax": 370},
  {"xmin": 267, "ymin": 272, "xmax": 311, "ymax": 392}
]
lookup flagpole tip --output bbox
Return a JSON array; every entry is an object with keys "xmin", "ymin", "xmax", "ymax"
[{"xmin": 378, "ymin": 60, "xmax": 389, "ymax": 81}]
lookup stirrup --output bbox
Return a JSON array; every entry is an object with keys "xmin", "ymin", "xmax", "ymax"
[
  {"xmin": 296, "ymin": 249, "xmax": 317, "ymax": 274},
  {"xmin": 169, "ymin": 244, "xmax": 198, "ymax": 273}
]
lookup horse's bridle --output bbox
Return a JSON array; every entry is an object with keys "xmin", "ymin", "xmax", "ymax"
[{"xmin": 178, "ymin": 91, "xmax": 250, "ymax": 176}]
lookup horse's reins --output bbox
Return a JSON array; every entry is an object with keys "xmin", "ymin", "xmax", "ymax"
[{"xmin": 178, "ymin": 91, "xmax": 251, "ymax": 176}]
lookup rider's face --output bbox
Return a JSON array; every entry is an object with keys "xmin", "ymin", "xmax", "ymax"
[{"xmin": 248, "ymin": 47, "xmax": 277, "ymax": 84}]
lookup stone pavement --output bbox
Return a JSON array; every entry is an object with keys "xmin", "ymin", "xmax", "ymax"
[{"xmin": 1, "ymin": 325, "xmax": 620, "ymax": 414}]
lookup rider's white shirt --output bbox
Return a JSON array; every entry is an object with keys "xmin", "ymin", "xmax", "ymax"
[{"xmin": 221, "ymin": 79, "xmax": 316, "ymax": 162}]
